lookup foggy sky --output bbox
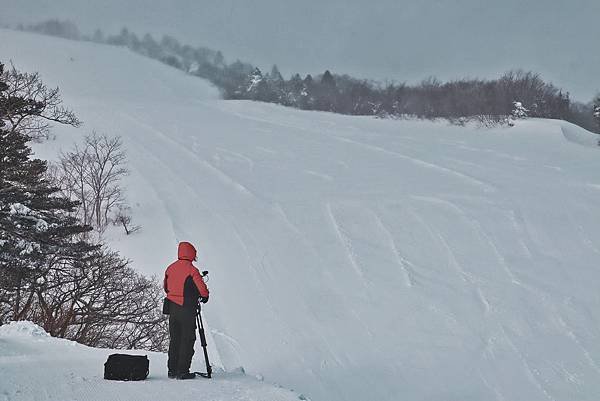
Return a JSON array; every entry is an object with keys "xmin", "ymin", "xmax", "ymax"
[{"xmin": 1, "ymin": 0, "xmax": 598, "ymax": 100}]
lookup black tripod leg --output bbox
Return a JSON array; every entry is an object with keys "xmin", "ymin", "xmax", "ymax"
[{"xmin": 196, "ymin": 307, "xmax": 212, "ymax": 378}]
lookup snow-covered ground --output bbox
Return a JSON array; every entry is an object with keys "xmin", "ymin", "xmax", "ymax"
[
  {"xmin": 2, "ymin": 29, "xmax": 600, "ymax": 401},
  {"xmin": 0, "ymin": 321, "xmax": 302, "ymax": 401}
]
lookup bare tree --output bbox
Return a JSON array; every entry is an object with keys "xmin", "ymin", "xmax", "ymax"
[
  {"xmin": 1, "ymin": 63, "xmax": 81, "ymax": 140},
  {"xmin": 54, "ymin": 133, "xmax": 130, "ymax": 235},
  {"xmin": 26, "ymin": 248, "xmax": 168, "ymax": 351},
  {"xmin": 114, "ymin": 205, "xmax": 141, "ymax": 235}
]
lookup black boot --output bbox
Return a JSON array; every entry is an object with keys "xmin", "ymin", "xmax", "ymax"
[
  {"xmin": 168, "ymin": 371, "xmax": 177, "ymax": 379},
  {"xmin": 177, "ymin": 372, "xmax": 196, "ymax": 380}
]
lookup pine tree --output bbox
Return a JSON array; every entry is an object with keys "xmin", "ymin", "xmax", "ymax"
[
  {"xmin": 594, "ymin": 95, "xmax": 600, "ymax": 132},
  {"xmin": 141, "ymin": 34, "xmax": 161, "ymax": 58},
  {"xmin": 92, "ymin": 28, "xmax": 104, "ymax": 43},
  {"xmin": 244, "ymin": 68, "xmax": 272, "ymax": 102},
  {"xmin": 509, "ymin": 100, "xmax": 529, "ymax": 126},
  {"xmin": 289, "ymin": 73, "xmax": 303, "ymax": 91},
  {"xmin": 316, "ymin": 70, "xmax": 338, "ymax": 112},
  {"xmin": 285, "ymin": 73, "xmax": 304, "ymax": 106},
  {"xmin": 246, "ymin": 67, "xmax": 264, "ymax": 94},
  {"xmin": 268, "ymin": 65, "xmax": 285, "ymax": 103},
  {"xmin": 111, "ymin": 27, "xmax": 130, "ymax": 46},
  {"xmin": 321, "ymin": 70, "xmax": 336, "ymax": 88},
  {"xmin": 512, "ymin": 101, "xmax": 529, "ymax": 119},
  {"xmin": 299, "ymin": 75, "xmax": 315, "ymax": 109},
  {"xmin": 0, "ymin": 63, "xmax": 93, "ymax": 321},
  {"xmin": 213, "ymin": 51, "xmax": 225, "ymax": 68}
]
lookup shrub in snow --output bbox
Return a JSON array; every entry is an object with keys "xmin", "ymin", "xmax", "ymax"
[
  {"xmin": 512, "ymin": 101, "xmax": 529, "ymax": 118},
  {"xmin": 509, "ymin": 101, "xmax": 529, "ymax": 126}
]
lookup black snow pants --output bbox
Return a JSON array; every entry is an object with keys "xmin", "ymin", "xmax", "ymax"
[{"xmin": 167, "ymin": 301, "xmax": 197, "ymax": 374}]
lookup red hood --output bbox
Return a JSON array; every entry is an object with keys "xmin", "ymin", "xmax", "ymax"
[{"xmin": 178, "ymin": 242, "xmax": 197, "ymax": 261}]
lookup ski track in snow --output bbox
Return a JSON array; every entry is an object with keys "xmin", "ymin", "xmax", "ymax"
[
  {"xmin": 413, "ymin": 195, "xmax": 520, "ymax": 285},
  {"xmin": 120, "ymin": 111, "xmax": 259, "ymax": 201},
  {"xmin": 210, "ymin": 328, "xmax": 243, "ymax": 352},
  {"xmin": 369, "ymin": 208, "xmax": 414, "ymax": 288},
  {"xmin": 215, "ymin": 147, "xmax": 255, "ymax": 169},
  {"xmin": 500, "ymin": 325, "xmax": 558, "ymax": 401},
  {"xmin": 201, "ymin": 159, "xmax": 257, "ymax": 198},
  {"xmin": 325, "ymin": 202, "xmax": 366, "ymax": 282},
  {"xmin": 404, "ymin": 204, "xmax": 469, "ymax": 283},
  {"xmin": 303, "ymin": 170, "xmax": 334, "ymax": 181},
  {"xmin": 478, "ymin": 372, "xmax": 507, "ymax": 401},
  {"xmin": 332, "ymin": 135, "xmax": 497, "ymax": 193},
  {"xmin": 507, "ymin": 208, "xmax": 535, "ymax": 259},
  {"xmin": 272, "ymin": 203, "xmax": 303, "ymax": 236},
  {"xmin": 123, "ymin": 129, "xmax": 197, "ymax": 238},
  {"xmin": 556, "ymin": 316, "xmax": 600, "ymax": 377}
]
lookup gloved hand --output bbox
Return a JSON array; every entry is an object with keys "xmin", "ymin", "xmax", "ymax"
[{"xmin": 200, "ymin": 296, "xmax": 209, "ymax": 304}]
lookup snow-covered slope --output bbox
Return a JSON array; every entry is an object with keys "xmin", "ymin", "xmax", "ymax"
[
  {"xmin": 2, "ymin": 29, "xmax": 600, "ymax": 401},
  {"xmin": 0, "ymin": 321, "xmax": 302, "ymax": 401}
]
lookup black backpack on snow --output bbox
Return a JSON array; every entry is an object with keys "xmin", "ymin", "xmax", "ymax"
[{"xmin": 104, "ymin": 354, "xmax": 149, "ymax": 381}]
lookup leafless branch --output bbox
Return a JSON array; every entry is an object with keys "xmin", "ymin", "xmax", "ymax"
[{"xmin": 1, "ymin": 62, "xmax": 81, "ymax": 140}]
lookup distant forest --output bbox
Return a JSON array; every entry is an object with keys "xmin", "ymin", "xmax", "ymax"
[{"xmin": 14, "ymin": 19, "xmax": 600, "ymax": 132}]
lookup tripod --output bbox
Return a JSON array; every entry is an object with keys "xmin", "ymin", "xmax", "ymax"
[{"xmin": 194, "ymin": 302, "xmax": 212, "ymax": 378}]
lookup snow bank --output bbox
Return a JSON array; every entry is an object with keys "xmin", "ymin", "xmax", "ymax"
[
  {"xmin": 560, "ymin": 121, "xmax": 600, "ymax": 148},
  {"xmin": 0, "ymin": 321, "xmax": 49, "ymax": 338},
  {"xmin": 0, "ymin": 320, "xmax": 302, "ymax": 401}
]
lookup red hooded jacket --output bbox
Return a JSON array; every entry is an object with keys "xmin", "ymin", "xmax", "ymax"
[{"xmin": 164, "ymin": 242, "xmax": 209, "ymax": 307}]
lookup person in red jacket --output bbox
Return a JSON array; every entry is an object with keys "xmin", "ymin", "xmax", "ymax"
[{"xmin": 164, "ymin": 241, "xmax": 209, "ymax": 379}]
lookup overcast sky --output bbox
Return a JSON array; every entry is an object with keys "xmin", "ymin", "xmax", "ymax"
[{"xmin": 1, "ymin": 0, "xmax": 598, "ymax": 100}]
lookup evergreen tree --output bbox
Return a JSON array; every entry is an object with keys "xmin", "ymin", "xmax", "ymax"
[
  {"xmin": 0, "ymin": 63, "xmax": 93, "ymax": 321},
  {"xmin": 108, "ymin": 27, "xmax": 130, "ymax": 46},
  {"xmin": 92, "ymin": 29, "xmax": 104, "ymax": 43},
  {"xmin": 268, "ymin": 65, "xmax": 285, "ymax": 103},
  {"xmin": 303, "ymin": 74, "xmax": 314, "ymax": 86},
  {"xmin": 300, "ymin": 75, "xmax": 315, "ymax": 109},
  {"xmin": 29, "ymin": 19, "xmax": 81, "ymax": 40},
  {"xmin": 213, "ymin": 51, "xmax": 225, "ymax": 68},
  {"xmin": 244, "ymin": 67, "xmax": 272, "ymax": 102},
  {"xmin": 246, "ymin": 67, "xmax": 264, "ymax": 93},
  {"xmin": 316, "ymin": 70, "xmax": 338, "ymax": 112},
  {"xmin": 594, "ymin": 95, "xmax": 600, "ymax": 132},
  {"xmin": 508, "ymin": 101, "xmax": 528, "ymax": 126},
  {"xmin": 289, "ymin": 73, "xmax": 303, "ymax": 92},
  {"xmin": 321, "ymin": 70, "xmax": 336, "ymax": 88},
  {"xmin": 141, "ymin": 34, "xmax": 161, "ymax": 58},
  {"xmin": 512, "ymin": 101, "xmax": 529, "ymax": 119},
  {"xmin": 160, "ymin": 35, "xmax": 181, "ymax": 54},
  {"xmin": 127, "ymin": 32, "xmax": 141, "ymax": 52},
  {"xmin": 270, "ymin": 65, "xmax": 284, "ymax": 83},
  {"xmin": 285, "ymin": 73, "xmax": 304, "ymax": 106}
]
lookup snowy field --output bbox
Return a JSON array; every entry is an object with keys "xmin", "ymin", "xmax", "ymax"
[{"xmin": 2, "ymin": 29, "xmax": 600, "ymax": 401}]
